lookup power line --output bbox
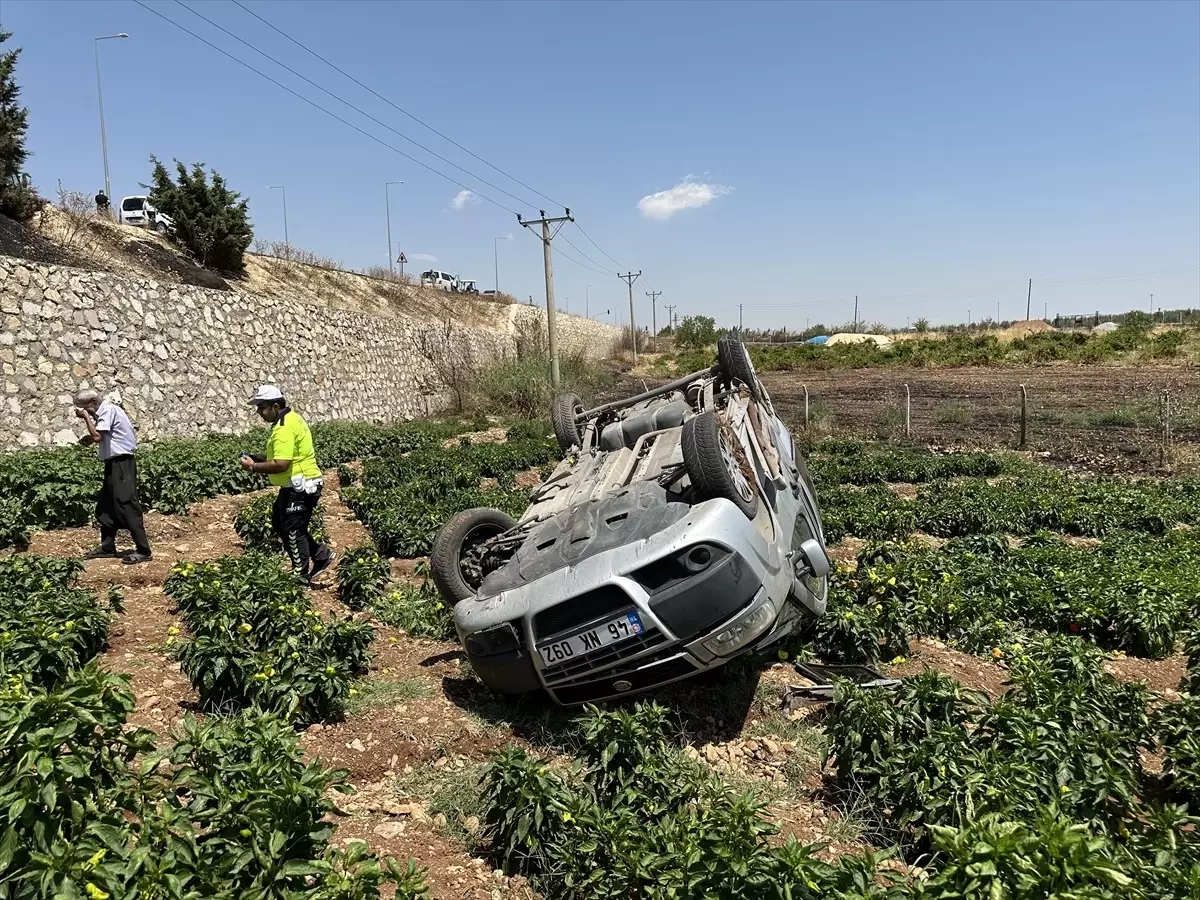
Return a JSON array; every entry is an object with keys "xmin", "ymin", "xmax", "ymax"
[
  {"xmin": 558, "ymin": 232, "xmax": 614, "ymax": 274},
  {"xmin": 173, "ymin": 0, "xmax": 540, "ymax": 212},
  {"xmin": 517, "ymin": 225, "xmax": 609, "ymax": 276},
  {"xmin": 572, "ymin": 221, "xmax": 625, "ymax": 270},
  {"xmin": 230, "ymin": 0, "xmax": 565, "ymax": 210},
  {"xmin": 133, "ymin": 0, "xmax": 521, "ymax": 214}
]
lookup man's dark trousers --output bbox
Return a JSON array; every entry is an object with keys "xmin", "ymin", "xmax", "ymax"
[
  {"xmin": 271, "ymin": 485, "xmax": 325, "ymax": 576},
  {"xmin": 97, "ymin": 454, "xmax": 151, "ymax": 554}
]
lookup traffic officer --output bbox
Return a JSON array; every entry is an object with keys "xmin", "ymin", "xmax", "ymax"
[{"xmin": 240, "ymin": 385, "xmax": 334, "ymax": 582}]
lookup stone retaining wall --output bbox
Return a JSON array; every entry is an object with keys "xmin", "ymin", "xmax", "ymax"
[{"xmin": 0, "ymin": 256, "xmax": 622, "ymax": 448}]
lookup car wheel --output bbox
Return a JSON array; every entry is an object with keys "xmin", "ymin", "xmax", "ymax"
[
  {"xmin": 154, "ymin": 221, "xmax": 168, "ymax": 235},
  {"xmin": 552, "ymin": 392, "xmax": 585, "ymax": 454},
  {"xmin": 681, "ymin": 409, "xmax": 759, "ymax": 519},
  {"xmin": 430, "ymin": 507, "xmax": 517, "ymax": 605},
  {"xmin": 717, "ymin": 336, "xmax": 764, "ymax": 403}
]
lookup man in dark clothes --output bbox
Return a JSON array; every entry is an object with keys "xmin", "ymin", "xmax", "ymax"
[
  {"xmin": 74, "ymin": 390, "xmax": 152, "ymax": 564},
  {"xmin": 95, "ymin": 191, "xmax": 110, "ymax": 217}
]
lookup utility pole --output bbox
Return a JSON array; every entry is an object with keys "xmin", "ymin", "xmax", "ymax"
[
  {"xmin": 1150, "ymin": 293, "xmax": 1154, "ymax": 313},
  {"xmin": 1026, "ymin": 278, "xmax": 1032, "ymax": 321},
  {"xmin": 586, "ymin": 285, "xmax": 593, "ymax": 318},
  {"xmin": 517, "ymin": 208, "xmax": 573, "ymax": 387},
  {"xmin": 618, "ymin": 271, "xmax": 642, "ymax": 363},
  {"xmin": 665, "ymin": 304, "xmax": 676, "ymax": 334},
  {"xmin": 493, "ymin": 235, "xmax": 509, "ymax": 295},
  {"xmin": 853, "ymin": 296, "xmax": 859, "ymax": 332},
  {"xmin": 646, "ymin": 291, "xmax": 662, "ymax": 351},
  {"xmin": 738, "ymin": 303, "xmax": 744, "ymax": 332}
]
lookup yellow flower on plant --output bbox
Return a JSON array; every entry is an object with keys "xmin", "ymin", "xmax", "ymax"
[{"xmin": 561, "ymin": 811, "xmax": 573, "ymax": 823}]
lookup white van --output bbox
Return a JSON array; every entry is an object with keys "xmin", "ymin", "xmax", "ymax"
[
  {"xmin": 421, "ymin": 270, "xmax": 456, "ymax": 292},
  {"xmin": 119, "ymin": 196, "xmax": 173, "ymax": 234}
]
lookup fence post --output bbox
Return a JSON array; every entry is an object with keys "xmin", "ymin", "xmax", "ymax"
[
  {"xmin": 1019, "ymin": 384, "xmax": 1027, "ymax": 448},
  {"xmin": 904, "ymin": 384, "xmax": 911, "ymax": 439},
  {"xmin": 1161, "ymin": 390, "xmax": 1172, "ymax": 471},
  {"xmin": 803, "ymin": 384, "xmax": 810, "ymax": 431}
]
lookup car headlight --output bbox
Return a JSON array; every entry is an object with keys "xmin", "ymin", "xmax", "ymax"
[
  {"xmin": 463, "ymin": 622, "xmax": 522, "ymax": 657},
  {"xmin": 702, "ymin": 597, "xmax": 777, "ymax": 657}
]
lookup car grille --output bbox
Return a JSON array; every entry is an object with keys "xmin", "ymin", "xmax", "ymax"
[
  {"xmin": 533, "ymin": 585, "xmax": 631, "ymax": 639},
  {"xmin": 540, "ymin": 627, "xmax": 669, "ymax": 684},
  {"xmin": 550, "ymin": 654, "xmax": 700, "ymax": 705}
]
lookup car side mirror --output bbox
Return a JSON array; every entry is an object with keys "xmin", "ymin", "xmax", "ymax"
[{"xmin": 798, "ymin": 538, "xmax": 831, "ymax": 579}]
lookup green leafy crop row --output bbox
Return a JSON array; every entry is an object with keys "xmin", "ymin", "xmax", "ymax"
[
  {"xmin": 0, "ymin": 555, "xmax": 120, "ymax": 688},
  {"xmin": 808, "ymin": 443, "xmax": 1008, "ymax": 486},
  {"xmin": 479, "ymin": 698, "xmax": 1197, "ymax": 900},
  {"xmin": 336, "ymin": 544, "xmax": 391, "ymax": 612},
  {"xmin": 164, "ymin": 553, "xmax": 374, "ymax": 724},
  {"xmin": 342, "ymin": 429, "xmax": 555, "ymax": 558},
  {"xmin": 0, "ymin": 665, "xmax": 429, "ymax": 899},
  {"xmin": 824, "ymin": 646, "xmax": 1196, "ymax": 896},
  {"xmin": 818, "ymin": 470, "xmax": 1200, "ymax": 544},
  {"xmin": 816, "ymin": 532, "xmax": 1200, "ymax": 663}
]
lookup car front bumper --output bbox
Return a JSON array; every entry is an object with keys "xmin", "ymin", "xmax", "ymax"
[{"xmin": 455, "ymin": 497, "xmax": 808, "ymax": 705}]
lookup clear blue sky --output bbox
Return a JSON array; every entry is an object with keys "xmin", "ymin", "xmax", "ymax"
[{"xmin": 6, "ymin": 0, "xmax": 1199, "ymax": 331}]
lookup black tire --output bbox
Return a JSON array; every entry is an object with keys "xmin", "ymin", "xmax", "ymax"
[
  {"xmin": 430, "ymin": 507, "xmax": 517, "ymax": 606},
  {"xmin": 680, "ymin": 410, "xmax": 759, "ymax": 520},
  {"xmin": 551, "ymin": 392, "xmax": 585, "ymax": 454},
  {"xmin": 717, "ymin": 336, "xmax": 763, "ymax": 402},
  {"xmin": 154, "ymin": 221, "xmax": 168, "ymax": 235}
]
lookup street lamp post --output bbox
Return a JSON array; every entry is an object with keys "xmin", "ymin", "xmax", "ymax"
[
  {"xmin": 267, "ymin": 185, "xmax": 288, "ymax": 254},
  {"xmin": 385, "ymin": 180, "xmax": 404, "ymax": 276},
  {"xmin": 94, "ymin": 33, "xmax": 128, "ymax": 211},
  {"xmin": 493, "ymin": 235, "xmax": 508, "ymax": 295},
  {"xmin": 586, "ymin": 285, "xmax": 593, "ymax": 318}
]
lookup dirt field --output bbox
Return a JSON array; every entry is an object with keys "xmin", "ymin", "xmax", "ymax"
[{"xmin": 763, "ymin": 363, "xmax": 1200, "ymax": 471}]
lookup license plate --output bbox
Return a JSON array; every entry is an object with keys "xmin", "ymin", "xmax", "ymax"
[{"xmin": 538, "ymin": 611, "xmax": 644, "ymax": 666}]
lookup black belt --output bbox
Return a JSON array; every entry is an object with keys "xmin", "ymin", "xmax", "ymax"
[{"xmin": 104, "ymin": 453, "xmax": 135, "ymax": 462}]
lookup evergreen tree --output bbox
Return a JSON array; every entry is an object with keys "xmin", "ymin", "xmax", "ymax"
[
  {"xmin": 0, "ymin": 30, "xmax": 38, "ymax": 221},
  {"xmin": 146, "ymin": 155, "xmax": 253, "ymax": 272}
]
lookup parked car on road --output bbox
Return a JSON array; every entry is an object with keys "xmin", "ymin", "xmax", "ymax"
[
  {"xmin": 420, "ymin": 270, "xmax": 456, "ymax": 291},
  {"xmin": 119, "ymin": 196, "xmax": 173, "ymax": 234},
  {"xmin": 430, "ymin": 338, "xmax": 831, "ymax": 705}
]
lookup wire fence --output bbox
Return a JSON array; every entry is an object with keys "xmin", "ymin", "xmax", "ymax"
[{"xmin": 776, "ymin": 369, "xmax": 1200, "ymax": 473}]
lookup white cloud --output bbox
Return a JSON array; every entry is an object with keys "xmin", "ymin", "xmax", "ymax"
[
  {"xmin": 637, "ymin": 175, "xmax": 732, "ymax": 220},
  {"xmin": 412, "ymin": 253, "xmax": 437, "ymax": 263},
  {"xmin": 450, "ymin": 189, "xmax": 477, "ymax": 211}
]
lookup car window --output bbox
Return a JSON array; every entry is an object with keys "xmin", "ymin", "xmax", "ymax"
[
  {"xmin": 421, "ymin": 270, "xmax": 433, "ymax": 278},
  {"xmin": 122, "ymin": 198, "xmax": 144, "ymax": 211}
]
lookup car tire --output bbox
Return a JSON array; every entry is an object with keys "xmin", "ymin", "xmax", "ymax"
[
  {"xmin": 717, "ymin": 336, "xmax": 763, "ymax": 403},
  {"xmin": 430, "ymin": 507, "xmax": 517, "ymax": 606},
  {"xmin": 154, "ymin": 221, "xmax": 168, "ymax": 235},
  {"xmin": 681, "ymin": 409, "xmax": 759, "ymax": 520},
  {"xmin": 552, "ymin": 392, "xmax": 585, "ymax": 454}
]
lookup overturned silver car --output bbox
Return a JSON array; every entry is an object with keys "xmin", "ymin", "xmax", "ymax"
[{"xmin": 430, "ymin": 338, "xmax": 831, "ymax": 705}]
